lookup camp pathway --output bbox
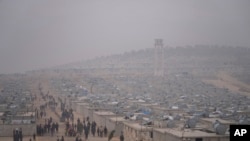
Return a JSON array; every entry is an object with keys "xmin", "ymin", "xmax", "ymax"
[{"xmin": 0, "ymin": 76, "xmax": 119, "ymax": 141}]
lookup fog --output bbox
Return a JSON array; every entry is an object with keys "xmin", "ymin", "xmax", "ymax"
[{"xmin": 0, "ymin": 0, "xmax": 249, "ymax": 73}]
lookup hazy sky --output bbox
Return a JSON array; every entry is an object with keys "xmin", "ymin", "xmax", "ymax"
[{"xmin": 0, "ymin": 0, "xmax": 249, "ymax": 73}]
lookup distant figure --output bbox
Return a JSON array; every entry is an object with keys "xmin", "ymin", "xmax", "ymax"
[
  {"xmin": 61, "ymin": 136, "xmax": 64, "ymax": 141},
  {"xmin": 19, "ymin": 128, "xmax": 23, "ymax": 141},
  {"xmin": 55, "ymin": 122, "xmax": 59, "ymax": 132},
  {"xmin": 108, "ymin": 130, "xmax": 115, "ymax": 141},
  {"xmin": 13, "ymin": 129, "xmax": 15, "ymax": 141},
  {"xmin": 97, "ymin": 127, "xmax": 100, "ymax": 137},
  {"xmin": 84, "ymin": 125, "xmax": 89, "ymax": 140},
  {"xmin": 91, "ymin": 121, "xmax": 96, "ymax": 136},
  {"xmin": 75, "ymin": 136, "xmax": 78, "ymax": 141},
  {"xmin": 104, "ymin": 126, "xmax": 108, "ymax": 137},
  {"xmin": 120, "ymin": 131, "xmax": 124, "ymax": 141},
  {"xmin": 100, "ymin": 126, "xmax": 103, "ymax": 137},
  {"xmin": 33, "ymin": 133, "xmax": 36, "ymax": 141}
]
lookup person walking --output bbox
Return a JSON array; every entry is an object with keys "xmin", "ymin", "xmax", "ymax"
[
  {"xmin": 104, "ymin": 126, "xmax": 108, "ymax": 137},
  {"xmin": 19, "ymin": 128, "xmax": 23, "ymax": 141},
  {"xmin": 84, "ymin": 125, "xmax": 89, "ymax": 140},
  {"xmin": 97, "ymin": 127, "xmax": 100, "ymax": 137},
  {"xmin": 100, "ymin": 126, "xmax": 103, "ymax": 137},
  {"xmin": 91, "ymin": 123, "xmax": 96, "ymax": 137},
  {"xmin": 61, "ymin": 136, "xmax": 64, "ymax": 141},
  {"xmin": 33, "ymin": 133, "xmax": 36, "ymax": 141},
  {"xmin": 120, "ymin": 131, "xmax": 124, "ymax": 141}
]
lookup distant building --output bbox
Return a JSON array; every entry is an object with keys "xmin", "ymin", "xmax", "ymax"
[
  {"xmin": 0, "ymin": 111, "xmax": 36, "ymax": 136},
  {"xmin": 123, "ymin": 122, "xmax": 153, "ymax": 141},
  {"xmin": 153, "ymin": 128, "xmax": 229, "ymax": 141}
]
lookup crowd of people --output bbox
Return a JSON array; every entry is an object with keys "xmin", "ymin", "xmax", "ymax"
[
  {"xmin": 32, "ymin": 87, "xmax": 125, "ymax": 141},
  {"xmin": 13, "ymin": 128, "xmax": 23, "ymax": 141},
  {"xmin": 36, "ymin": 117, "xmax": 59, "ymax": 137},
  {"xmin": 64, "ymin": 116, "xmax": 126, "ymax": 141},
  {"xmin": 62, "ymin": 115, "xmax": 117, "ymax": 141}
]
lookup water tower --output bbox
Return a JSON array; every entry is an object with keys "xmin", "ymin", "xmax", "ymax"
[{"xmin": 154, "ymin": 39, "xmax": 164, "ymax": 76}]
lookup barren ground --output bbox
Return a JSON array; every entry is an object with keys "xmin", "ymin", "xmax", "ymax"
[{"xmin": 203, "ymin": 71, "xmax": 250, "ymax": 96}]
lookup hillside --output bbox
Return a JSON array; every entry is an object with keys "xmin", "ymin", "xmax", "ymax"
[{"xmin": 54, "ymin": 46, "xmax": 250, "ymax": 83}]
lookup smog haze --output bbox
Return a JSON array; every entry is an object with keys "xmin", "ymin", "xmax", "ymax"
[{"xmin": 0, "ymin": 0, "xmax": 249, "ymax": 73}]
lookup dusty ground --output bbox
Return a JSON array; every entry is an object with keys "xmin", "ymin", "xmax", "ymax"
[
  {"xmin": 203, "ymin": 71, "xmax": 250, "ymax": 96},
  {"xmin": 0, "ymin": 74, "xmax": 119, "ymax": 141}
]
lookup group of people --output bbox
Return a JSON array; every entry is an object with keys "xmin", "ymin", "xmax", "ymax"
[
  {"xmin": 56, "ymin": 136, "xmax": 64, "ymax": 141},
  {"xmin": 61, "ymin": 109, "xmax": 74, "ymax": 122},
  {"xmin": 13, "ymin": 128, "xmax": 23, "ymax": 141},
  {"xmin": 35, "ymin": 104, "xmax": 47, "ymax": 119},
  {"xmin": 64, "ymin": 116, "xmax": 111, "ymax": 140},
  {"xmin": 33, "ymin": 88, "xmax": 125, "ymax": 141},
  {"xmin": 36, "ymin": 117, "xmax": 59, "ymax": 136},
  {"xmin": 65, "ymin": 118, "xmax": 94, "ymax": 140},
  {"xmin": 96, "ymin": 125, "xmax": 108, "ymax": 137},
  {"xmin": 75, "ymin": 135, "xmax": 83, "ymax": 141},
  {"xmin": 65, "ymin": 121, "xmax": 77, "ymax": 136}
]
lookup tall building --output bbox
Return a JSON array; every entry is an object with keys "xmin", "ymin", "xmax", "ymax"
[{"xmin": 154, "ymin": 39, "xmax": 164, "ymax": 76}]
